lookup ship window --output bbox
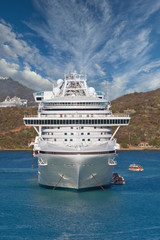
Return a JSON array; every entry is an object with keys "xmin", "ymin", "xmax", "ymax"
[
  {"xmin": 58, "ymin": 127, "xmax": 60, "ymax": 129},
  {"xmin": 88, "ymin": 139, "xmax": 90, "ymax": 141},
  {"xmin": 65, "ymin": 139, "xmax": 67, "ymax": 141},
  {"xmin": 89, "ymin": 120, "xmax": 91, "ymax": 124},
  {"xmin": 98, "ymin": 139, "xmax": 100, "ymax": 141},
  {"xmin": 94, "ymin": 127, "xmax": 96, "ymax": 129},
  {"xmin": 82, "ymin": 139, "xmax": 85, "ymax": 141},
  {"xmin": 70, "ymin": 139, "xmax": 73, "ymax": 141},
  {"xmin": 36, "ymin": 97, "xmax": 42, "ymax": 101},
  {"xmin": 64, "ymin": 133, "xmax": 67, "ymax": 135},
  {"xmin": 71, "ymin": 133, "xmax": 74, "ymax": 135},
  {"xmin": 95, "ymin": 120, "xmax": 97, "ymax": 124},
  {"xmin": 87, "ymin": 133, "xmax": 90, "ymax": 135},
  {"xmin": 81, "ymin": 133, "xmax": 84, "ymax": 135},
  {"xmin": 54, "ymin": 139, "xmax": 56, "ymax": 141},
  {"xmin": 71, "ymin": 127, "xmax": 73, "ymax": 129},
  {"xmin": 81, "ymin": 127, "xmax": 84, "ymax": 129},
  {"xmin": 60, "ymin": 120, "xmax": 62, "ymax": 124},
  {"xmin": 63, "ymin": 120, "xmax": 65, "ymax": 124},
  {"xmin": 98, "ymin": 120, "xmax": 100, "ymax": 124}
]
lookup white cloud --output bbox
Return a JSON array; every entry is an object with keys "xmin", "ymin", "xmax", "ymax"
[
  {"xmin": 0, "ymin": 58, "xmax": 52, "ymax": 90},
  {"xmin": 1, "ymin": 0, "xmax": 160, "ymax": 98},
  {"xmin": 0, "ymin": 20, "xmax": 53, "ymax": 90}
]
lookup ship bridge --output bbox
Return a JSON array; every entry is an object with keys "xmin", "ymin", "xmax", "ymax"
[{"xmin": 33, "ymin": 71, "xmax": 105, "ymax": 102}]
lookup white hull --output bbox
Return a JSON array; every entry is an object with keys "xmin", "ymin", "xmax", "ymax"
[{"xmin": 38, "ymin": 152, "xmax": 116, "ymax": 191}]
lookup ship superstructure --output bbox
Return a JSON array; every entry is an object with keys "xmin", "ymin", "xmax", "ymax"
[{"xmin": 24, "ymin": 71, "xmax": 130, "ymax": 191}]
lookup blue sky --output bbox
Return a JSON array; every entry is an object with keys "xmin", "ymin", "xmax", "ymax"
[{"xmin": 0, "ymin": 0, "xmax": 160, "ymax": 99}]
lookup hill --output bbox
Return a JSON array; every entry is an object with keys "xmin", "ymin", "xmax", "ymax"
[
  {"xmin": 0, "ymin": 77, "xmax": 34, "ymax": 102},
  {"xmin": 0, "ymin": 88, "xmax": 160, "ymax": 150},
  {"xmin": 0, "ymin": 107, "xmax": 37, "ymax": 150},
  {"xmin": 111, "ymin": 88, "xmax": 160, "ymax": 148}
]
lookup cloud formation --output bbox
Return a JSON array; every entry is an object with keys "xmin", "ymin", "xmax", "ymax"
[
  {"xmin": 0, "ymin": 20, "xmax": 52, "ymax": 90},
  {"xmin": 1, "ymin": 0, "xmax": 160, "ymax": 99}
]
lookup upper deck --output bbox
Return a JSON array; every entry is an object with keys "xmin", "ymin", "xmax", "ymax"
[{"xmin": 33, "ymin": 71, "xmax": 105, "ymax": 103}]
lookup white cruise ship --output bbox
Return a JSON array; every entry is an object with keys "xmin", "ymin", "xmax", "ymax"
[{"xmin": 24, "ymin": 71, "xmax": 130, "ymax": 191}]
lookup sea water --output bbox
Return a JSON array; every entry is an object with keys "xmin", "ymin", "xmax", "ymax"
[{"xmin": 0, "ymin": 150, "xmax": 160, "ymax": 240}]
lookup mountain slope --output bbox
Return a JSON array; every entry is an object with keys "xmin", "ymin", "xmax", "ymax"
[
  {"xmin": 111, "ymin": 89, "xmax": 160, "ymax": 148},
  {"xmin": 0, "ymin": 77, "xmax": 34, "ymax": 102}
]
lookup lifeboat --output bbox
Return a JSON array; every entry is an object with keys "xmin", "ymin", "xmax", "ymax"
[
  {"xmin": 33, "ymin": 150, "xmax": 39, "ymax": 157},
  {"xmin": 128, "ymin": 164, "xmax": 144, "ymax": 171}
]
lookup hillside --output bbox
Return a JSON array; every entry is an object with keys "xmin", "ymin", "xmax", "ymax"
[
  {"xmin": 111, "ymin": 88, "xmax": 160, "ymax": 148},
  {"xmin": 0, "ymin": 77, "xmax": 34, "ymax": 103},
  {"xmin": 0, "ymin": 88, "xmax": 160, "ymax": 150},
  {"xmin": 0, "ymin": 107, "xmax": 37, "ymax": 150}
]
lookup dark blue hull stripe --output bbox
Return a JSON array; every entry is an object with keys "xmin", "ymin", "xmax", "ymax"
[{"xmin": 39, "ymin": 150, "xmax": 115, "ymax": 155}]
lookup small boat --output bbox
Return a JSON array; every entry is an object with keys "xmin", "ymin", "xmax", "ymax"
[
  {"xmin": 112, "ymin": 173, "xmax": 125, "ymax": 185},
  {"xmin": 128, "ymin": 164, "xmax": 144, "ymax": 171},
  {"xmin": 114, "ymin": 176, "xmax": 125, "ymax": 185},
  {"xmin": 112, "ymin": 173, "xmax": 121, "ymax": 180}
]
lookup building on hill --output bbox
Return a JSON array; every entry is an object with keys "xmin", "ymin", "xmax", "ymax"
[
  {"xmin": 0, "ymin": 96, "xmax": 27, "ymax": 107},
  {"xmin": 124, "ymin": 109, "xmax": 136, "ymax": 115},
  {"xmin": 138, "ymin": 141, "xmax": 151, "ymax": 148}
]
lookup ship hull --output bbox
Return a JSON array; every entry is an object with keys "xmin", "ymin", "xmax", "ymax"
[{"xmin": 38, "ymin": 151, "xmax": 116, "ymax": 191}]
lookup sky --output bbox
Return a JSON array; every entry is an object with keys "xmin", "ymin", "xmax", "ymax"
[{"xmin": 0, "ymin": 0, "xmax": 160, "ymax": 100}]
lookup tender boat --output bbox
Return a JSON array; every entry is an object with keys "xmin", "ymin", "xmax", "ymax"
[
  {"xmin": 112, "ymin": 173, "xmax": 125, "ymax": 185},
  {"xmin": 128, "ymin": 164, "xmax": 144, "ymax": 171}
]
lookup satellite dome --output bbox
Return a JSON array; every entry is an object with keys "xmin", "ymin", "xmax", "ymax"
[
  {"xmin": 53, "ymin": 87, "xmax": 60, "ymax": 96},
  {"xmin": 57, "ymin": 79, "xmax": 63, "ymax": 87},
  {"xmin": 88, "ymin": 87, "xmax": 95, "ymax": 95}
]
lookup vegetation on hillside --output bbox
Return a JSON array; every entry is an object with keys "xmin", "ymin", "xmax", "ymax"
[
  {"xmin": 111, "ymin": 88, "xmax": 160, "ymax": 148},
  {"xmin": 0, "ymin": 107, "xmax": 37, "ymax": 150},
  {"xmin": 0, "ymin": 88, "xmax": 160, "ymax": 150}
]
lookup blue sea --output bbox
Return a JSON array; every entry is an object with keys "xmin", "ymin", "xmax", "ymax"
[{"xmin": 0, "ymin": 150, "xmax": 160, "ymax": 240}]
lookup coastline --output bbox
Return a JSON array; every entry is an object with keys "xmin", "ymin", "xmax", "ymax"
[
  {"xmin": 120, "ymin": 146, "xmax": 160, "ymax": 151},
  {"xmin": 0, "ymin": 146, "xmax": 160, "ymax": 151}
]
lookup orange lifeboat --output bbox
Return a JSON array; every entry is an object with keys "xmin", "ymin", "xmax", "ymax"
[{"xmin": 33, "ymin": 150, "xmax": 39, "ymax": 157}]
